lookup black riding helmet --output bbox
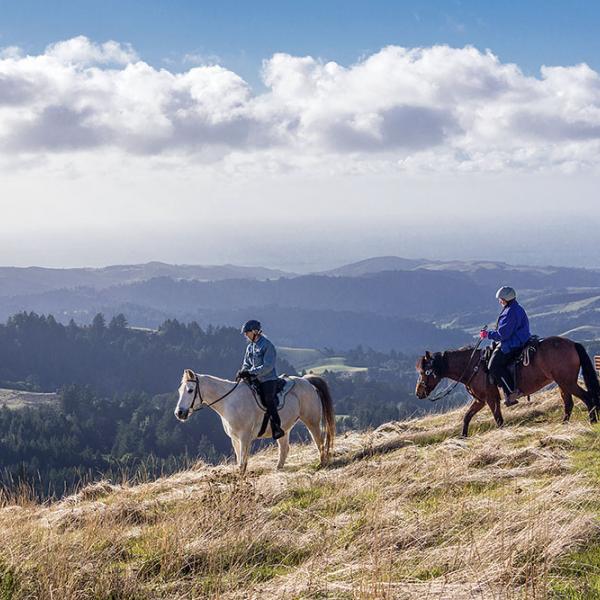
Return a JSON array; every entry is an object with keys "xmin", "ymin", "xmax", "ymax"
[{"xmin": 241, "ymin": 319, "xmax": 261, "ymax": 334}]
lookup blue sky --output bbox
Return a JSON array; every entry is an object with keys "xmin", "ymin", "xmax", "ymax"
[
  {"xmin": 2, "ymin": 0, "xmax": 600, "ymax": 86},
  {"xmin": 1, "ymin": 1, "xmax": 600, "ymax": 269}
]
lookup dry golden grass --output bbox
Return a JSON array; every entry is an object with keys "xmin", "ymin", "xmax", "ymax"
[{"xmin": 2, "ymin": 389, "xmax": 600, "ymax": 599}]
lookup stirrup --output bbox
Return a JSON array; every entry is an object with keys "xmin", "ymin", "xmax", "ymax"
[{"xmin": 504, "ymin": 390, "xmax": 520, "ymax": 407}]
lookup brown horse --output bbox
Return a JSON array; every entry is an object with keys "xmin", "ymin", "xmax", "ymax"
[{"xmin": 415, "ymin": 337, "xmax": 600, "ymax": 437}]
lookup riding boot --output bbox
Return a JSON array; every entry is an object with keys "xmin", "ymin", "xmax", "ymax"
[
  {"xmin": 269, "ymin": 411, "xmax": 285, "ymax": 440},
  {"xmin": 489, "ymin": 347, "xmax": 520, "ymax": 407},
  {"xmin": 259, "ymin": 380, "xmax": 285, "ymax": 440}
]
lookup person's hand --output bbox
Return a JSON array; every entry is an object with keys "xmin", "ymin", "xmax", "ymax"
[
  {"xmin": 236, "ymin": 370, "xmax": 250, "ymax": 380},
  {"xmin": 479, "ymin": 330, "xmax": 488, "ymax": 339}
]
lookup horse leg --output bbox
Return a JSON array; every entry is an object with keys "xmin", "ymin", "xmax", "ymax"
[
  {"xmin": 237, "ymin": 433, "xmax": 252, "ymax": 476},
  {"xmin": 231, "ymin": 436, "xmax": 241, "ymax": 466},
  {"xmin": 304, "ymin": 415, "xmax": 326, "ymax": 467},
  {"xmin": 486, "ymin": 391, "xmax": 504, "ymax": 429},
  {"xmin": 276, "ymin": 433, "xmax": 290, "ymax": 470},
  {"xmin": 573, "ymin": 383, "xmax": 599, "ymax": 423},
  {"xmin": 559, "ymin": 388, "xmax": 574, "ymax": 423},
  {"xmin": 462, "ymin": 398, "xmax": 485, "ymax": 437}
]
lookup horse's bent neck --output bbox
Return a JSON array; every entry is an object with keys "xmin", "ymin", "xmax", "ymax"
[{"xmin": 443, "ymin": 350, "xmax": 478, "ymax": 383}]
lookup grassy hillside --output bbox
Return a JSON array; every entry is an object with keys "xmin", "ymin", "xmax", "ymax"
[
  {"xmin": 2, "ymin": 390, "xmax": 600, "ymax": 599},
  {"xmin": 0, "ymin": 388, "xmax": 59, "ymax": 410},
  {"xmin": 278, "ymin": 347, "xmax": 369, "ymax": 375}
]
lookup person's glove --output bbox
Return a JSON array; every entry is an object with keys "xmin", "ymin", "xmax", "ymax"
[
  {"xmin": 479, "ymin": 330, "xmax": 488, "ymax": 339},
  {"xmin": 236, "ymin": 370, "xmax": 251, "ymax": 381}
]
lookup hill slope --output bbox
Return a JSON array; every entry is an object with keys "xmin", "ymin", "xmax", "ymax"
[
  {"xmin": 1, "ymin": 390, "xmax": 600, "ymax": 599},
  {"xmin": 0, "ymin": 262, "xmax": 293, "ymax": 297}
]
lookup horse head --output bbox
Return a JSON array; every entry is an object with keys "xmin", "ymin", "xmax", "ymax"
[
  {"xmin": 174, "ymin": 368, "xmax": 198, "ymax": 421},
  {"xmin": 415, "ymin": 351, "xmax": 444, "ymax": 398}
]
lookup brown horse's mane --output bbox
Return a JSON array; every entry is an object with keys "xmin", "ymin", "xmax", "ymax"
[
  {"xmin": 420, "ymin": 345, "xmax": 476, "ymax": 357},
  {"xmin": 417, "ymin": 346, "xmax": 480, "ymax": 377}
]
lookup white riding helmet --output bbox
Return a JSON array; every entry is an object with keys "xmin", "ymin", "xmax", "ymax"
[{"xmin": 496, "ymin": 286, "xmax": 516, "ymax": 302}]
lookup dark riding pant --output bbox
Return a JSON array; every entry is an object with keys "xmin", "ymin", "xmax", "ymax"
[
  {"xmin": 258, "ymin": 379, "xmax": 282, "ymax": 434},
  {"xmin": 488, "ymin": 347, "xmax": 521, "ymax": 395}
]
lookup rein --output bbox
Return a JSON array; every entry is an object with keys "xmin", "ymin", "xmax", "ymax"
[
  {"xmin": 427, "ymin": 338, "xmax": 485, "ymax": 403},
  {"xmin": 189, "ymin": 374, "xmax": 242, "ymax": 412}
]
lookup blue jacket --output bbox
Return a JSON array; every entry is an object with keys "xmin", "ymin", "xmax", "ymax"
[
  {"xmin": 242, "ymin": 334, "xmax": 278, "ymax": 382},
  {"xmin": 487, "ymin": 300, "xmax": 531, "ymax": 353}
]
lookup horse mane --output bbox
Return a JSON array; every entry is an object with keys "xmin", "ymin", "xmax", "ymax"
[
  {"xmin": 431, "ymin": 352, "xmax": 448, "ymax": 377},
  {"xmin": 419, "ymin": 346, "xmax": 478, "ymax": 377}
]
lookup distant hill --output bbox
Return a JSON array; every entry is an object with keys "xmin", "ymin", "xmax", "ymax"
[
  {"xmin": 320, "ymin": 256, "xmax": 429, "ymax": 276},
  {"xmin": 0, "ymin": 388, "xmax": 58, "ymax": 410},
  {"xmin": 0, "ymin": 270, "xmax": 479, "ymax": 351},
  {"xmin": 0, "ymin": 262, "xmax": 293, "ymax": 296},
  {"xmin": 187, "ymin": 306, "xmax": 471, "ymax": 352},
  {"xmin": 3, "ymin": 256, "xmax": 600, "ymax": 352},
  {"xmin": 319, "ymin": 255, "xmax": 600, "ymax": 290},
  {"xmin": 559, "ymin": 325, "xmax": 600, "ymax": 341}
]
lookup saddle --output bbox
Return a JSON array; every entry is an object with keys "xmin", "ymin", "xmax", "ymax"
[
  {"xmin": 483, "ymin": 336, "xmax": 542, "ymax": 391},
  {"xmin": 248, "ymin": 376, "xmax": 295, "ymax": 410},
  {"xmin": 255, "ymin": 376, "xmax": 296, "ymax": 437},
  {"xmin": 274, "ymin": 377, "xmax": 296, "ymax": 409}
]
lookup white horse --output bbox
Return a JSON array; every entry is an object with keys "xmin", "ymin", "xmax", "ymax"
[{"xmin": 174, "ymin": 369, "xmax": 335, "ymax": 475}]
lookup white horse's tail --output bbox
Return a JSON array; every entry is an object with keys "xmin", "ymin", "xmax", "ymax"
[{"xmin": 304, "ymin": 375, "xmax": 335, "ymax": 459}]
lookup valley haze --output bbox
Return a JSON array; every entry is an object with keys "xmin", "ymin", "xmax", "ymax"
[{"xmin": 2, "ymin": 255, "xmax": 600, "ymax": 353}]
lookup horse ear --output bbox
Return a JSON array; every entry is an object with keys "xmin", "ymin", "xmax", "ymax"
[
  {"xmin": 425, "ymin": 351, "xmax": 431, "ymax": 359},
  {"xmin": 184, "ymin": 369, "xmax": 195, "ymax": 380}
]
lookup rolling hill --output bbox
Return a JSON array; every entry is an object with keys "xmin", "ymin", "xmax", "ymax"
[
  {"xmin": 3, "ymin": 256, "xmax": 600, "ymax": 352},
  {"xmin": 0, "ymin": 262, "xmax": 293, "ymax": 297},
  {"xmin": 1, "ymin": 389, "xmax": 598, "ymax": 599}
]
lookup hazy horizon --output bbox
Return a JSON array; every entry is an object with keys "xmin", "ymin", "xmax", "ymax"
[{"xmin": 2, "ymin": 236, "xmax": 599, "ymax": 274}]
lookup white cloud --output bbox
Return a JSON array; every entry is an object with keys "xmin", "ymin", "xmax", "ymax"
[
  {"xmin": 182, "ymin": 52, "xmax": 222, "ymax": 66},
  {"xmin": 0, "ymin": 46, "xmax": 22, "ymax": 59},
  {"xmin": 0, "ymin": 37, "xmax": 600, "ymax": 173},
  {"xmin": 45, "ymin": 35, "xmax": 138, "ymax": 65}
]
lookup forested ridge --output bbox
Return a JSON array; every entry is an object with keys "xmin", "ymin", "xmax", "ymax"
[{"xmin": 0, "ymin": 312, "xmax": 424, "ymax": 498}]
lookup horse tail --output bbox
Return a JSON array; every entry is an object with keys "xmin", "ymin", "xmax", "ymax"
[
  {"xmin": 305, "ymin": 375, "xmax": 335, "ymax": 459},
  {"xmin": 575, "ymin": 342, "xmax": 600, "ymax": 405}
]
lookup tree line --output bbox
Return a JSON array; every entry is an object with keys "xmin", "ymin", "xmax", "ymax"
[{"xmin": 0, "ymin": 311, "xmax": 427, "ymax": 499}]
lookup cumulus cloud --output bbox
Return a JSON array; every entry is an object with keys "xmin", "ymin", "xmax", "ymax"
[
  {"xmin": 1, "ymin": 37, "xmax": 600, "ymax": 172},
  {"xmin": 45, "ymin": 36, "xmax": 138, "ymax": 65},
  {"xmin": 0, "ymin": 46, "xmax": 22, "ymax": 60}
]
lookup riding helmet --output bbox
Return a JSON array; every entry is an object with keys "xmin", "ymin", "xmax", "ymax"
[
  {"xmin": 495, "ymin": 286, "xmax": 516, "ymax": 301},
  {"xmin": 241, "ymin": 319, "xmax": 261, "ymax": 333}
]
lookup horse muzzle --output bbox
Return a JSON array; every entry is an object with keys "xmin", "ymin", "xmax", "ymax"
[
  {"xmin": 175, "ymin": 408, "xmax": 189, "ymax": 421},
  {"xmin": 415, "ymin": 383, "xmax": 429, "ymax": 399}
]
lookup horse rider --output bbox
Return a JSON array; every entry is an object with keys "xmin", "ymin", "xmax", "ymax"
[
  {"xmin": 236, "ymin": 320, "xmax": 285, "ymax": 440},
  {"xmin": 480, "ymin": 286, "xmax": 531, "ymax": 407}
]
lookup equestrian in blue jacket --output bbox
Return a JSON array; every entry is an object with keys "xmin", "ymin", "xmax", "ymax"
[
  {"xmin": 241, "ymin": 333, "xmax": 278, "ymax": 382},
  {"xmin": 480, "ymin": 287, "xmax": 531, "ymax": 407},
  {"xmin": 236, "ymin": 319, "xmax": 284, "ymax": 439}
]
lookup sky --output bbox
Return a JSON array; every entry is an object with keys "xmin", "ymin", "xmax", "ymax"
[{"xmin": 1, "ymin": 1, "xmax": 600, "ymax": 271}]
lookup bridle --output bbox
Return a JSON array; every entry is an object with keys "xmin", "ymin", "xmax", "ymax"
[
  {"xmin": 187, "ymin": 373, "xmax": 242, "ymax": 412},
  {"xmin": 420, "ymin": 337, "xmax": 486, "ymax": 402}
]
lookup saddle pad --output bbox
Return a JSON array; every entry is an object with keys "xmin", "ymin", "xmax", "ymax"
[{"xmin": 276, "ymin": 378, "xmax": 296, "ymax": 409}]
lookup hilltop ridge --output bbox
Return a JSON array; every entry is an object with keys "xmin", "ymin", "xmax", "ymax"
[{"xmin": 1, "ymin": 389, "xmax": 600, "ymax": 599}]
